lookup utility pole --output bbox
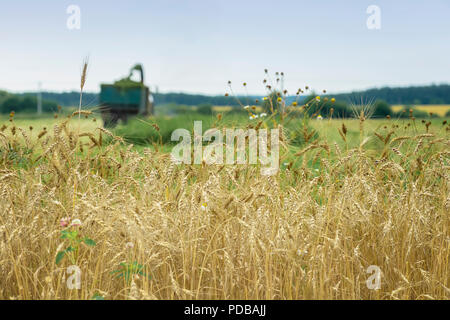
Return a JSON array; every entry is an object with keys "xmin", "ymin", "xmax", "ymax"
[{"xmin": 37, "ymin": 82, "xmax": 42, "ymax": 115}]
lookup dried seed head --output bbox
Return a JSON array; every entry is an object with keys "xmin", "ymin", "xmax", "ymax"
[
  {"xmin": 342, "ymin": 123, "xmax": 347, "ymax": 135},
  {"xmin": 38, "ymin": 129, "xmax": 47, "ymax": 139},
  {"xmin": 80, "ymin": 58, "xmax": 89, "ymax": 91}
]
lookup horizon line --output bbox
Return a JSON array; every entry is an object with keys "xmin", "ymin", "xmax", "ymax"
[{"xmin": 2, "ymin": 82, "xmax": 450, "ymax": 97}]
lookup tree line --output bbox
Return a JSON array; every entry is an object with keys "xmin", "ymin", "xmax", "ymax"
[
  {"xmin": 1, "ymin": 83, "xmax": 449, "ymax": 115},
  {"xmin": 0, "ymin": 91, "xmax": 58, "ymax": 114},
  {"xmin": 21, "ymin": 84, "xmax": 450, "ymax": 107},
  {"xmin": 331, "ymin": 84, "xmax": 450, "ymax": 105}
]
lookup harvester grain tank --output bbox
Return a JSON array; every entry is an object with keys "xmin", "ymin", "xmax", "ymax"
[{"xmin": 99, "ymin": 64, "xmax": 153, "ymax": 127}]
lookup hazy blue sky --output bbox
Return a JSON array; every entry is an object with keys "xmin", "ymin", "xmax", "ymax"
[{"xmin": 0, "ymin": 0, "xmax": 449, "ymax": 95}]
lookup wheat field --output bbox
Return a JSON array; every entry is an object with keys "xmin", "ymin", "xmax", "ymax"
[
  {"xmin": 0, "ymin": 108, "xmax": 449, "ymax": 300},
  {"xmin": 392, "ymin": 105, "xmax": 450, "ymax": 117}
]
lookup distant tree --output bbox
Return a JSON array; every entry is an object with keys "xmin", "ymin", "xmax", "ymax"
[
  {"xmin": 153, "ymin": 93, "xmax": 238, "ymax": 107},
  {"xmin": 197, "ymin": 103, "xmax": 213, "ymax": 115},
  {"xmin": 42, "ymin": 99, "xmax": 58, "ymax": 113},
  {"xmin": 303, "ymin": 94, "xmax": 351, "ymax": 118},
  {"xmin": 331, "ymin": 84, "xmax": 450, "ymax": 105},
  {"xmin": 0, "ymin": 94, "xmax": 58, "ymax": 114},
  {"xmin": 0, "ymin": 90, "xmax": 8, "ymax": 105},
  {"xmin": 0, "ymin": 96, "xmax": 21, "ymax": 113},
  {"xmin": 372, "ymin": 100, "xmax": 393, "ymax": 118},
  {"xmin": 19, "ymin": 96, "xmax": 37, "ymax": 112}
]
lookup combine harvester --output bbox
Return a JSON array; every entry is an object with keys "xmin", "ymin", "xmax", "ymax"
[{"xmin": 99, "ymin": 64, "xmax": 153, "ymax": 127}]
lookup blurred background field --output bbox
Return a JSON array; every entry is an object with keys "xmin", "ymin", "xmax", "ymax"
[
  {"xmin": 2, "ymin": 111, "xmax": 448, "ymax": 155},
  {"xmin": 392, "ymin": 104, "xmax": 450, "ymax": 117}
]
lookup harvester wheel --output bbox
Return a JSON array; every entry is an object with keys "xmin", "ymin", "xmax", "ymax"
[{"xmin": 101, "ymin": 112, "xmax": 119, "ymax": 128}]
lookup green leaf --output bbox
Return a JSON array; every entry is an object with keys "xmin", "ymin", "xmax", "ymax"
[
  {"xmin": 61, "ymin": 230, "xmax": 77, "ymax": 240},
  {"xmin": 91, "ymin": 293, "xmax": 105, "ymax": 300},
  {"xmin": 123, "ymin": 271, "xmax": 132, "ymax": 281},
  {"xmin": 55, "ymin": 251, "xmax": 66, "ymax": 264},
  {"xmin": 111, "ymin": 262, "xmax": 150, "ymax": 281},
  {"xmin": 83, "ymin": 238, "xmax": 96, "ymax": 246}
]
